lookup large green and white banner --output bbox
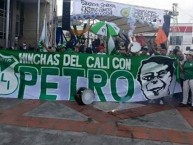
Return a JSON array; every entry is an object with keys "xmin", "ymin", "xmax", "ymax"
[{"xmin": 0, "ymin": 50, "xmax": 181, "ymax": 102}]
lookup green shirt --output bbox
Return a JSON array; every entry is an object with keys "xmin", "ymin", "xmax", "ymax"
[{"xmin": 183, "ymin": 61, "xmax": 193, "ymax": 80}]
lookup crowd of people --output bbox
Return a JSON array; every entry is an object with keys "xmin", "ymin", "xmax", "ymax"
[
  {"xmin": 0, "ymin": 34, "xmax": 168, "ymax": 56},
  {"xmin": 1, "ymin": 36, "xmax": 193, "ymax": 111},
  {"xmin": 34, "ymin": 37, "xmax": 175, "ymax": 56},
  {"xmin": 178, "ymin": 50, "xmax": 193, "ymax": 111},
  {"xmin": 0, "ymin": 36, "xmax": 181, "ymax": 57},
  {"xmin": 0, "ymin": 42, "xmax": 35, "ymax": 51}
]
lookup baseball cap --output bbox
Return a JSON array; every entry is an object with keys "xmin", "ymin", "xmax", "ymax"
[{"xmin": 184, "ymin": 51, "xmax": 193, "ymax": 56}]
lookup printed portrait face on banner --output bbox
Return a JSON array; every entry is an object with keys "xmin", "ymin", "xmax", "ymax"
[{"xmin": 137, "ymin": 56, "xmax": 174, "ymax": 100}]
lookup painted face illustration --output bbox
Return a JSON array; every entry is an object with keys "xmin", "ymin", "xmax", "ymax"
[{"xmin": 137, "ymin": 56, "xmax": 174, "ymax": 100}]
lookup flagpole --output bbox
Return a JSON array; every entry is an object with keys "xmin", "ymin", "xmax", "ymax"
[
  {"xmin": 106, "ymin": 25, "xmax": 109, "ymax": 54},
  {"xmin": 5, "ymin": 0, "xmax": 10, "ymax": 48},
  {"xmin": 86, "ymin": 19, "xmax": 90, "ymax": 48},
  {"xmin": 37, "ymin": 0, "xmax": 40, "ymax": 50}
]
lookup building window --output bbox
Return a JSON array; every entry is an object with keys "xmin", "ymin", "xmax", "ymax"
[
  {"xmin": 0, "ymin": 0, "xmax": 5, "ymax": 9},
  {"xmin": 15, "ymin": 2, "xmax": 24, "ymax": 37},
  {"xmin": 170, "ymin": 36, "xmax": 183, "ymax": 45},
  {"xmin": 16, "ymin": 0, "xmax": 20, "ymax": 10},
  {"xmin": 15, "ymin": 15, "xmax": 20, "ymax": 36},
  {"xmin": 186, "ymin": 46, "xmax": 191, "ymax": 51},
  {"xmin": 19, "ymin": 21, "xmax": 23, "ymax": 36},
  {"xmin": 19, "ymin": 3, "xmax": 24, "ymax": 36},
  {"xmin": 15, "ymin": 21, "xmax": 19, "ymax": 36},
  {"xmin": 0, "ymin": 0, "xmax": 5, "ymax": 39}
]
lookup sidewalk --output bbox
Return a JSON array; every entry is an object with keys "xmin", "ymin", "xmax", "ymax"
[{"xmin": 0, "ymin": 97, "xmax": 193, "ymax": 145}]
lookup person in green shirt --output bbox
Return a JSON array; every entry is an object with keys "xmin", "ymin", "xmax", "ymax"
[{"xmin": 179, "ymin": 51, "xmax": 193, "ymax": 111}]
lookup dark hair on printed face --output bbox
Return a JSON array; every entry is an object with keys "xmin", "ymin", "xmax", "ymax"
[{"xmin": 137, "ymin": 56, "xmax": 175, "ymax": 84}]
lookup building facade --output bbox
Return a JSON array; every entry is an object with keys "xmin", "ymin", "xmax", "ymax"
[
  {"xmin": 0, "ymin": 0, "xmax": 57, "ymax": 49},
  {"xmin": 169, "ymin": 23, "xmax": 193, "ymax": 53}
]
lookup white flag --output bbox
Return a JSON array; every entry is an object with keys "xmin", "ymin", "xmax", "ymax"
[
  {"xmin": 39, "ymin": 15, "xmax": 49, "ymax": 52},
  {"xmin": 107, "ymin": 36, "xmax": 115, "ymax": 54}
]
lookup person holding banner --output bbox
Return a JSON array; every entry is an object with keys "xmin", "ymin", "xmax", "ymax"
[
  {"xmin": 179, "ymin": 51, "xmax": 193, "ymax": 111},
  {"xmin": 41, "ymin": 41, "xmax": 56, "ymax": 53},
  {"xmin": 118, "ymin": 42, "xmax": 127, "ymax": 55},
  {"xmin": 97, "ymin": 43, "xmax": 106, "ymax": 55},
  {"xmin": 46, "ymin": 46, "xmax": 56, "ymax": 52}
]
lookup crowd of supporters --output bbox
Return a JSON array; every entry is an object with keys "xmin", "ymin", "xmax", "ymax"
[{"xmin": 0, "ymin": 36, "xmax": 190, "ymax": 59}]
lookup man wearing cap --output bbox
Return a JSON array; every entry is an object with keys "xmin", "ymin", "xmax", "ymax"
[{"xmin": 179, "ymin": 51, "xmax": 193, "ymax": 111}]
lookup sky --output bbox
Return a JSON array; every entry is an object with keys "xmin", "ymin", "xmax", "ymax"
[{"xmin": 56, "ymin": 0, "xmax": 193, "ymax": 23}]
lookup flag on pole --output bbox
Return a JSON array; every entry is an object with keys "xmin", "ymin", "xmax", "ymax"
[
  {"xmin": 39, "ymin": 15, "xmax": 49, "ymax": 52},
  {"xmin": 107, "ymin": 35, "xmax": 115, "ymax": 54},
  {"xmin": 155, "ymin": 14, "xmax": 171, "ymax": 46},
  {"xmin": 155, "ymin": 28, "xmax": 167, "ymax": 46},
  {"xmin": 162, "ymin": 15, "xmax": 171, "ymax": 37},
  {"xmin": 56, "ymin": 26, "xmax": 66, "ymax": 48}
]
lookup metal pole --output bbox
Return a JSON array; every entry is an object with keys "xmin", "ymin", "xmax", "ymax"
[
  {"xmin": 3, "ymin": 0, "xmax": 6, "ymax": 47},
  {"xmin": 51, "ymin": 0, "xmax": 54, "ymax": 46},
  {"xmin": 87, "ymin": 19, "xmax": 90, "ymax": 48},
  {"xmin": 51, "ymin": 0, "xmax": 56, "ymax": 46},
  {"xmin": 37, "ymin": 0, "xmax": 40, "ymax": 49},
  {"xmin": 5, "ymin": 0, "xmax": 10, "ymax": 48}
]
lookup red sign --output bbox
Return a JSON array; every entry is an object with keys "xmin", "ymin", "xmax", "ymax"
[{"xmin": 170, "ymin": 26, "xmax": 193, "ymax": 33}]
